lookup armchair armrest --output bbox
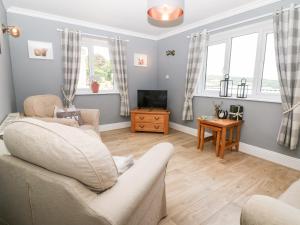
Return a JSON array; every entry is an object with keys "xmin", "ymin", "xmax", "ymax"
[
  {"xmin": 241, "ymin": 195, "xmax": 300, "ymax": 225},
  {"xmin": 33, "ymin": 117, "xmax": 79, "ymax": 127},
  {"xmin": 79, "ymin": 109, "xmax": 100, "ymax": 131},
  {"xmin": 89, "ymin": 143, "xmax": 174, "ymax": 225}
]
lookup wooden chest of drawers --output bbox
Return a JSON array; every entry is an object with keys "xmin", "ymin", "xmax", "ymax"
[{"xmin": 131, "ymin": 108, "xmax": 170, "ymax": 135}]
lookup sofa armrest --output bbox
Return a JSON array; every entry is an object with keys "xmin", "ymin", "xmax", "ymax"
[
  {"xmin": 79, "ymin": 109, "xmax": 100, "ymax": 131},
  {"xmin": 89, "ymin": 143, "xmax": 174, "ymax": 225},
  {"xmin": 241, "ymin": 195, "xmax": 300, "ymax": 225},
  {"xmin": 33, "ymin": 117, "xmax": 79, "ymax": 127}
]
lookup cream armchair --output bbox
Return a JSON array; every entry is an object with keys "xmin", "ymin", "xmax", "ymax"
[
  {"xmin": 24, "ymin": 95, "xmax": 100, "ymax": 131},
  {"xmin": 0, "ymin": 119, "xmax": 174, "ymax": 225},
  {"xmin": 241, "ymin": 179, "xmax": 300, "ymax": 225}
]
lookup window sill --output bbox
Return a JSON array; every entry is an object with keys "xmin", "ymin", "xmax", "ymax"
[
  {"xmin": 75, "ymin": 90, "xmax": 120, "ymax": 96},
  {"xmin": 194, "ymin": 94, "xmax": 281, "ymax": 104}
]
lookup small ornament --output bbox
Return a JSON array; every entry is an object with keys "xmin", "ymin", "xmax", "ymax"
[
  {"xmin": 218, "ymin": 110, "xmax": 228, "ymax": 119},
  {"xmin": 229, "ymin": 105, "xmax": 244, "ymax": 121},
  {"xmin": 166, "ymin": 50, "xmax": 175, "ymax": 56},
  {"xmin": 91, "ymin": 80, "xmax": 100, "ymax": 93},
  {"xmin": 213, "ymin": 101, "xmax": 223, "ymax": 117},
  {"xmin": 219, "ymin": 74, "xmax": 233, "ymax": 97},
  {"xmin": 237, "ymin": 78, "xmax": 248, "ymax": 98}
]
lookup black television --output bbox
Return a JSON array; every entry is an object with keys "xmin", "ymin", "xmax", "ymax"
[{"xmin": 138, "ymin": 90, "xmax": 167, "ymax": 109}]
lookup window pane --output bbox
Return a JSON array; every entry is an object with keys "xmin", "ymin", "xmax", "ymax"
[
  {"xmin": 230, "ymin": 33, "xmax": 258, "ymax": 94},
  {"xmin": 78, "ymin": 46, "xmax": 89, "ymax": 89},
  {"xmin": 93, "ymin": 46, "xmax": 113, "ymax": 90},
  {"xmin": 261, "ymin": 33, "xmax": 280, "ymax": 94},
  {"xmin": 205, "ymin": 43, "xmax": 226, "ymax": 91}
]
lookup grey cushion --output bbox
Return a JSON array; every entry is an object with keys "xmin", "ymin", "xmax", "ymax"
[{"xmin": 4, "ymin": 118, "xmax": 118, "ymax": 192}]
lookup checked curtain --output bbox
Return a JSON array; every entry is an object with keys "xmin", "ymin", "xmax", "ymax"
[
  {"xmin": 274, "ymin": 4, "xmax": 300, "ymax": 150},
  {"xmin": 109, "ymin": 38, "xmax": 130, "ymax": 116},
  {"xmin": 61, "ymin": 28, "xmax": 81, "ymax": 107},
  {"xmin": 182, "ymin": 31, "xmax": 208, "ymax": 121}
]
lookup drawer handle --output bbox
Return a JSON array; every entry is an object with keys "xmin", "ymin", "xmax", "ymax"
[
  {"xmin": 139, "ymin": 116, "xmax": 144, "ymax": 120},
  {"xmin": 154, "ymin": 116, "xmax": 160, "ymax": 120},
  {"xmin": 139, "ymin": 124, "xmax": 145, "ymax": 128},
  {"xmin": 154, "ymin": 125, "xmax": 160, "ymax": 129}
]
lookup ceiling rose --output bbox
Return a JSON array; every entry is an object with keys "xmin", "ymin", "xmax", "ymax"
[{"xmin": 147, "ymin": 0, "xmax": 184, "ymax": 22}]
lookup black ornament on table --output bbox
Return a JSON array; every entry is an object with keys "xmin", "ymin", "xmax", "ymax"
[
  {"xmin": 219, "ymin": 74, "xmax": 233, "ymax": 97},
  {"xmin": 217, "ymin": 110, "xmax": 228, "ymax": 119},
  {"xmin": 237, "ymin": 78, "xmax": 248, "ymax": 98},
  {"xmin": 229, "ymin": 105, "xmax": 244, "ymax": 121}
]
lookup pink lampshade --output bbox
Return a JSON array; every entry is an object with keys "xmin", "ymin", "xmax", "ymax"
[{"xmin": 147, "ymin": 0, "xmax": 184, "ymax": 21}]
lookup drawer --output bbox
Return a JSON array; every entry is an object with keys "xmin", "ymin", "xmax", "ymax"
[
  {"xmin": 135, "ymin": 123, "xmax": 164, "ymax": 132},
  {"xmin": 135, "ymin": 114, "xmax": 164, "ymax": 123}
]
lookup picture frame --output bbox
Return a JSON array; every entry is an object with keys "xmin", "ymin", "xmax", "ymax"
[
  {"xmin": 28, "ymin": 40, "xmax": 53, "ymax": 60},
  {"xmin": 134, "ymin": 54, "xmax": 148, "ymax": 67}
]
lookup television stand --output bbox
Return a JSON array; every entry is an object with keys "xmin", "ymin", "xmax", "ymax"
[{"xmin": 130, "ymin": 108, "xmax": 170, "ymax": 135}]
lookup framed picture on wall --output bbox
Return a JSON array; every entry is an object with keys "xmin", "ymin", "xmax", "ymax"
[
  {"xmin": 134, "ymin": 54, "xmax": 148, "ymax": 67},
  {"xmin": 28, "ymin": 40, "xmax": 53, "ymax": 60}
]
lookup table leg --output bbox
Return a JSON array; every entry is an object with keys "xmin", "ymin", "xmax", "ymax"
[
  {"xmin": 236, "ymin": 123, "xmax": 241, "ymax": 151},
  {"xmin": 229, "ymin": 127, "xmax": 233, "ymax": 150},
  {"xmin": 197, "ymin": 122, "xmax": 201, "ymax": 149},
  {"xmin": 220, "ymin": 127, "xmax": 227, "ymax": 159},
  {"xmin": 212, "ymin": 131, "xmax": 217, "ymax": 145},
  {"xmin": 216, "ymin": 130, "xmax": 221, "ymax": 156},
  {"xmin": 200, "ymin": 126, "xmax": 205, "ymax": 151}
]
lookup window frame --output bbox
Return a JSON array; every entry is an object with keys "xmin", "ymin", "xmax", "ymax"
[
  {"xmin": 196, "ymin": 20, "xmax": 281, "ymax": 103},
  {"xmin": 76, "ymin": 37, "xmax": 119, "ymax": 95}
]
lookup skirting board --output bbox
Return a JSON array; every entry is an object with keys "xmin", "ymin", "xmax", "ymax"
[
  {"xmin": 169, "ymin": 122, "xmax": 300, "ymax": 171},
  {"xmin": 99, "ymin": 121, "xmax": 131, "ymax": 132}
]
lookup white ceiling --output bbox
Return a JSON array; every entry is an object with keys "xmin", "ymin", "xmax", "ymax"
[{"xmin": 3, "ymin": 0, "xmax": 278, "ymax": 39}]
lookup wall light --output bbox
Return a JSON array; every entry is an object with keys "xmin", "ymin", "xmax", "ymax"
[
  {"xmin": 2, "ymin": 24, "xmax": 21, "ymax": 38},
  {"xmin": 147, "ymin": 0, "xmax": 184, "ymax": 22}
]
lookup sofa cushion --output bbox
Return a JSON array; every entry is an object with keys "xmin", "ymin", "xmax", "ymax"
[
  {"xmin": 56, "ymin": 111, "xmax": 84, "ymax": 126},
  {"xmin": 279, "ymin": 179, "xmax": 300, "ymax": 209},
  {"xmin": 4, "ymin": 118, "xmax": 118, "ymax": 192}
]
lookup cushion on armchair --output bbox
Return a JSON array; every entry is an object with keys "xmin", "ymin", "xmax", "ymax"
[
  {"xmin": 56, "ymin": 111, "xmax": 84, "ymax": 125},
  {"xmin": 3, "ymin": 118, "xmax": 118, "ymax": 192}
]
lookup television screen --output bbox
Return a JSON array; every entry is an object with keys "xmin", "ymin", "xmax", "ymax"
[{"xmin": 138, "ymin": 90, "xmax": 167, "ymax": 109}]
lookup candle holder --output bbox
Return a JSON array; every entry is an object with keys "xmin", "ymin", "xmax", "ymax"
[
  {"xmin": 219, "ymin": 74, "xmax": 233, "ymax": 97},
  {"xmin": 237, "ymin": 78, "xmax": 248, "ymax": 98}
]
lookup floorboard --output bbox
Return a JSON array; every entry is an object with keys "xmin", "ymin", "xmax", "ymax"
[{"xmin": 101, "ymin": 128, "xmax": 300, "ymax": 225}]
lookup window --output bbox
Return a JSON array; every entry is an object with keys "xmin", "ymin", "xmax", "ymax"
[
  {"xmin": 199, "ymin": 21, "xmax": 280, "ymax": 101},
  {"xmin": 261, "ymin": 33, "xmax": 280, "ymax": 94},
  {"xmin": 229, "ymin": 33, "xmax": 258, "ymax": 93},
  {"xmin": 77, "ymin": 38, "xmax": 115, "ymax": 93},
  {"xmin": 205, "ymin": 43, "xmax": 226, "ymax": 91}
]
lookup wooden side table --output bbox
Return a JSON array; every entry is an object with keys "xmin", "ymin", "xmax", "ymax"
[{"xmin": 197, "ymin": 118, "xmax": 242, "ymax": 159}]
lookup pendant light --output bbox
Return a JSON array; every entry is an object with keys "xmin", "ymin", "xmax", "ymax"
[{"xmin": 147, "ymin": 0, "xmax": 184, "ymax": 22}]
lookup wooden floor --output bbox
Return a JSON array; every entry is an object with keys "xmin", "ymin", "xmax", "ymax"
[{"xmin": 101, "ymin": 128, "xmax": 300, "ymax": 225}]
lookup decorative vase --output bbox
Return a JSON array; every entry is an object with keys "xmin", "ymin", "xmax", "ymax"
[{"xmin": 91, "ymin": 81, "xmax": 100, "ymax": 93}]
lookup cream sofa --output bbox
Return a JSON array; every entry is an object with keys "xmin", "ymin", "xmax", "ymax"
[
  {"xmin": 24, "ymin": 94, "xmax": 100, "ymax": 131},
  {"xmin": 241, "ymin": 179, "xmax": 300, "ymax": 225},
  {"xmin": 0, "ymin": 119, "xmax": 174, "ymax": 225}
]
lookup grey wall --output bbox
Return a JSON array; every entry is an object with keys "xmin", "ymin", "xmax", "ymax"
[
  {"xmin": 0, "ymin": 0, "xmax": 15, "ymax": 122},
  {"xmin": 7, "ymin": 13, "xmax": 158, "ymax": 124},
  {"xmin": 6, "ymin": 0, "xmax": 300, "ymax": 158},
  {"xmin": 157, "ymin": 0, "xmax": 300, "ymax": 158}
]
